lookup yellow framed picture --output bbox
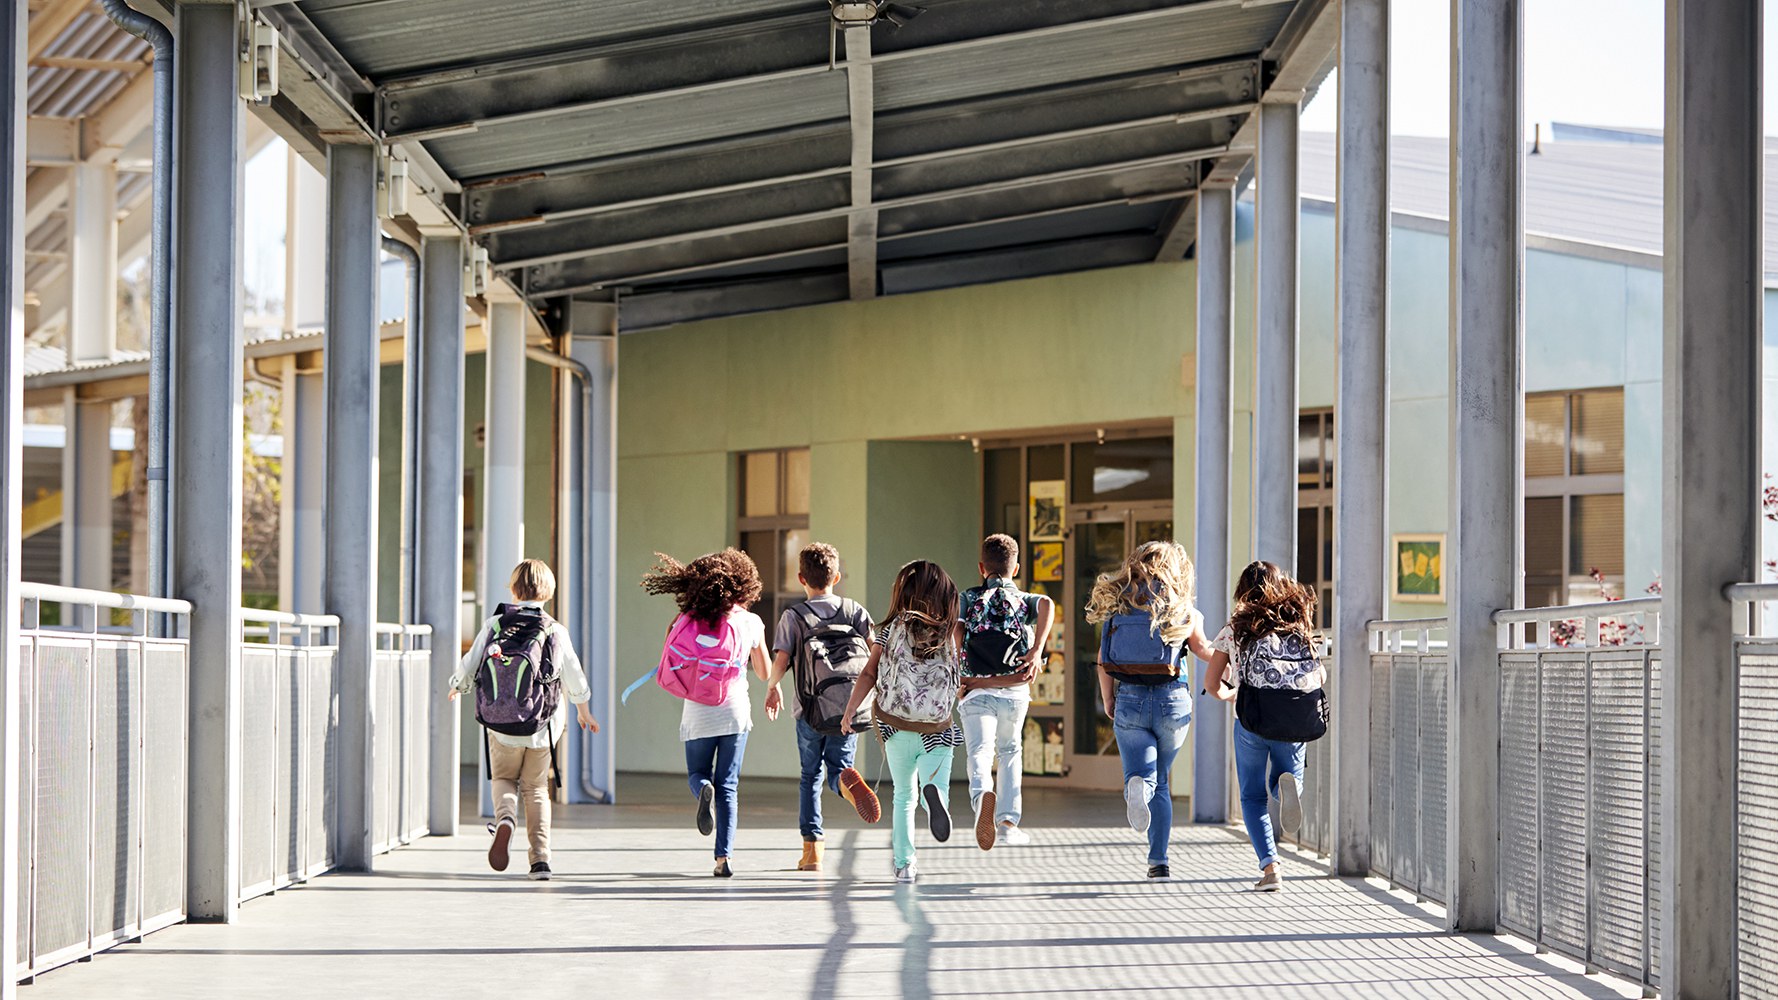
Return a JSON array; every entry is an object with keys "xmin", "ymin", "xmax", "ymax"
[
  {"xmin": 1030, "ymin": 541, "xmax": 1063, "ymax": 582},
  {"xmin": 1391, "ymin": 533, "xmax": 1446, "ymax": 603}
]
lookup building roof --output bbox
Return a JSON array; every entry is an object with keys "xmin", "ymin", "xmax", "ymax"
[{"xmin": 1300, "ymin": 126, "xmax": 1778, "ymax": 280}]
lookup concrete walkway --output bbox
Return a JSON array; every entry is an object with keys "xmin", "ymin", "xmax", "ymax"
[{"xmin": 30, "ymin": 777, "xmax": 1639, "ymax": 999}]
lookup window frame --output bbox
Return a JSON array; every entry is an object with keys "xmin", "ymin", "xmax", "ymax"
[
  {"xmin": 735, "ymin": 448, "xmax": 812, "ymax": 629},
  {"xmin": 1523, "ymin": 389, "xmax": 1626, "ymax": 607}
]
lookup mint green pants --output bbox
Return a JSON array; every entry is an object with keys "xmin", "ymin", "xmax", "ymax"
[{"xmin": 883, "ymin": 729, "xmax": 954, "ymax": 870}]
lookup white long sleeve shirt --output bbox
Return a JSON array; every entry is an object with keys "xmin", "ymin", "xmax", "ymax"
[{"xmin": 450, "ymin": 602, "xmax": 591, "ymax": 750}]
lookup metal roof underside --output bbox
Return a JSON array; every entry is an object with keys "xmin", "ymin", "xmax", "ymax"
[{"xmin": 286, "ymin": 0, "xmax": 1335, "ymax": 332}]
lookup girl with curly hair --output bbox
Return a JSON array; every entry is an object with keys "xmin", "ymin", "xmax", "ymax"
[
  {"xmin": 640, "ymin": 549, "xmax": 769, "ymax": 877},
  {"xmin": 1199, "ymin": 560, "xmax": 1327, "ymax": 892},
  {"xmin": 1085, "ymin": 540, "xmax": 1213, "ymax": 880}
]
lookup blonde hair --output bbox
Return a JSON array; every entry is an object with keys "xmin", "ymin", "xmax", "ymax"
[
  {"xmin": 1083, "ymin": 540, "xmax": 1197, "ymax": 646},
  {"xmin": 509, "ymin": 559, "xmax": 556, "ymax": 603}
]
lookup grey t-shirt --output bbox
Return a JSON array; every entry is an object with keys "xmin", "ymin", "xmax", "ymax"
[{"xmin": 773, "ymin": 596, "xmax": 875, "ymax": 721}]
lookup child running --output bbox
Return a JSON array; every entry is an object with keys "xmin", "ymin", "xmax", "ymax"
[
  {"xmin": 1199, "ymin": 561, "xmax": 1329, "ymax": 891},
  {"xmin": 449, "ymin": 559, "xmax": 598, "ymax": 882},
  {"xmin": 1085, "ymin": 540, "xmax": 1211, "ymax": 881},
  {"xmin": 763, "ymin": 542, "xmax": 882, "ymax": 872},
  {"xmin": 840, "ymin": 560, "xmax": 964, "ymax": 884},
  {"xmin": 639, "ymin": 549, "xmax": 771, "ymax": 878},
  {"xmin": 957, "ymin": 534, "xmax": 1053, "ymax": 850}
]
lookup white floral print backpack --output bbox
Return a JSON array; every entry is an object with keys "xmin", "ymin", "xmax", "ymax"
[{"xmin": 872, "ymin": 617, "xmax": 960, "ymax": 734}]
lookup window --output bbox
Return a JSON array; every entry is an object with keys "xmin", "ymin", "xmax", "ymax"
[
  {"xmin": 736, "ymin": 448, "xmax": 811, "ymax": 628},
  {"xmin": 1297, "ymin": 410, "xmax": 1334, "ymax": 629},
  {"xmin": 1524, "ymin": 389, "xmax": 1625, "ymax": 608}
]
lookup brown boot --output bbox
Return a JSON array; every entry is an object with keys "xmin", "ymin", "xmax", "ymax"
[
  {"xmin": 797, "ymin": 839, "xmax": 823, "ymax": 872},
  {"xmin": 838, "ymin": 767, "xmax": 882, "ymax": 824}
]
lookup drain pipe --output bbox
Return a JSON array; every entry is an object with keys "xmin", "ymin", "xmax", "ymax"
[
  {"xmin": 523, "ymin": 344, "xmax": 609, "ymax": 803},
  {"xmin": 383, "ymin": 237, "xmax": 421, "ymax": 628},
  {"xmin": 101, "ymin": 0, "xmax": 173, "ymax": 606}
]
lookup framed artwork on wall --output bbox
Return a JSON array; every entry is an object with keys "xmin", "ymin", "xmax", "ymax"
[
  {"xmin": 1391, "ymin": 533, "xmax": 1446, "ymax": 603},
  {"xmin": 1029, "ymin": 480, "xmax": 1064, "ymax": 540},
  {"xmin": 1030, "ymin": 541, "xmax": 1063, "ymax": 582}
]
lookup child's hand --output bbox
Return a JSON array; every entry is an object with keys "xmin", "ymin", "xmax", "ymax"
[
  {"xmin": 1018, "ymin": 652, "xmax": 1042, "ymax": 681},
  {"xmin": 576, "ymin": 705, "xmax": 600, "ymax": 733},
  {"xmin": 840, "ymin": 713, "xmax": 855, "ymax": 735},
  {"xmin": 446, "ymin": 688, "xmax": 459, "ymax": 702},
  {"xmin": 765, "ymin": 685, "xmax": 782, "ymax": 721}
]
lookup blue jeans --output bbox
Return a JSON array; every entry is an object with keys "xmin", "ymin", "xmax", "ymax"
[
  {"xmin": 1113, "ymin": 682, "xmax": 1193, "ymax": 865},
  {"xmin": 957, "ymin": 693, "xmax": 1027, "ymax": 825},
  {"xmin": 795, "ymin": 719, "xmax": 857, "ymax": 840},
  {"xmin": 1233, "ymin": 720, "xmax": 1307, "ymax": 870},
  {"xmin": 685, "ymin": 732, "xmax": 748, "ymax": 859}
]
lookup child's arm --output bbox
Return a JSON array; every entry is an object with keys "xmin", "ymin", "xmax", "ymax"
[
  {"xmin": 1185, "ymin": 617, "xmax": 1215, "ymax": 662},
  {"xmin": 1023, "ymin": 596, "xmax": 1056, "ymax": 679},
  {"xmin": 764, "ymin": 650, "xmax": 792, "ymax": 721},
  {"xmin": 750, "ymin": 641, "xmax": 771, "ymax": 682},
  {"xmin": 839, "ymin": 645, "xmax": 882, "ymax": 734},
  {"xmin": 445, "ymin": 620, "xmax": 490, "ymax": 701},
  {"xmin": 1203, "ymin": 649, "xmax": 1235, "ymax": 702},
  {"xmin": 554, "ymin": 630, "xmax": 600, "ymax": 731},
  {"xmin": 1097, "ymin": 662, "xmax": 1117, "ymax": 719}
]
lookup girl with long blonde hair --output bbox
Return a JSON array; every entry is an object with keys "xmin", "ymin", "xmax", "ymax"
[{"xmin": 1085, "ymin": 540, "xmax": 1212, "ymax": 880}]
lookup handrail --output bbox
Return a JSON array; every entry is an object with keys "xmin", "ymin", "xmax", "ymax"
[
  {"xmin": 1492, "ymin": 596, "xmax": 1661, "ymax": 624},
  {"xmin": 1366, "ymin": 617, "xmax": 1449, "ymax": 632},
  {"xmin": 240, "ymin": 607, "xmax": 341, "ymax": 628},
  {"xmin": 1725, "ymin": 582, "xmax": 1778, "ymax": 602},
  {"xmin": 19, "ymin": 582, "xmax": 191, "ymax": 615},
  {"xmin": 374, "ymin": 622, "xmax": 433, "ymax": 635}
]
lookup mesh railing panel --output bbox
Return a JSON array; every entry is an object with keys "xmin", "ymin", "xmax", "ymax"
[
  {"xmin": 308, "ymin": 650, "xmax": 338, "ymax": 875},
  {"xmin": 16, "ymin": 640, "xmax": 31, "ymax": 974},
  {"xmin": 239, "ymin": 647, "xmax": 278, "ymax": 897},
  {"xmin": 34, "ymin": 641, "xmax": 92, "ymax": 964},
  {"xmin": 1497, "ymin": 652, "xmax": 1540, "ymax": 938},
  {"xmin": 1417, "ymin": 656, "xmax": 1448, "ymax": 904},
  {"xmin": 403, "ymin": 651, "xmax": 431, "ymax": 842},
  {"xmin": 277, "ymin": 650, "xmax": 303, "ymax": 886},
  {"xmin": 1538, "ymin": 655, "xmax": 1588, "ymax": 956},
  {"xmin": 91, "ymin": 643, "xmax": 140, "ymax": 946},
  {"xmin": 141, "ymin": 644, "xmax": 186, "ymax": 929},
  {"xmin": 1647, "ymin": 655, "xmax": 1662, "ymax": 988},
  {"xmin": 372, "ymin": 651, "xmax": 401, "ymax": 853},
  {"xmin": 1588, "ymin": 653, "xmax": 1652, "ymax": 981},
  {"xmin": 1390, "ymin": 654, "xmax": 1420, "ymax": 897},
  {"xmin": 1368, "ymin": 653, "xmax": 1392, "ymax": 880},
  {"xmin": 1739, "ymin": 648, "xmax": 1778, "ymax": 996}
]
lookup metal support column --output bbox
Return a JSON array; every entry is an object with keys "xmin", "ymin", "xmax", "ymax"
[
  {"xmin": 479, "ymin": 299, "xmax": 527, "ymax": 816},
  {"xmin": 172, "ymin": 0, "xmax": 245, "ymax": 920},
  {"xmin": 64, "ymin": 157, "xmax": 118, "ymax": 598},
  {"xmin": 0, "ymin": 2, "xmax": 29, "ymax": 991},
  {"xmin": 570, "ymin": 300, "xmax": 618, "ymax": 803},
  {"xmin": 1192, "ymin": 186, "xmax": 1234, "ymax": 824},
  {"xmin": 418, "ymin": 235, "xmax": 466, "ymax": 834},
  {"xmin": 280, "ymin": 360, "xmax": 325, "ymax": 615},
  {"xmin": 62, "ymin": 390, "xmax": 113, "ymax": 595},
  {"xmin": 1660, "ymin": 0, "xmax": 1761, "ymax": 994},
  {"xmin": 1332, "ymin": 0, "xmax": 1390, "ymax": 878},
  {"xmin": 1446, "ymin": 0, "xmax": 1522, "ymax": 933},
  {"xmin": 1254, "ymin": 98, "xmax": 1301, "ymax": 573},
  {"xmin": 323, "ymin": 143, "xmax": 381, "ymax": 871}
]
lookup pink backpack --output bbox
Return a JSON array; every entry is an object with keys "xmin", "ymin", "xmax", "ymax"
[{"xmin": 622, "ymin": 612, "xmax": 747, "ymax": 707}]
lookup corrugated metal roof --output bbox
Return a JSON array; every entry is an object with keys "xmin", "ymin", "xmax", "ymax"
[
  {"xmin": 28, "ymin": 9, "xmax": 150, "ymax": 118},
  {"xmin": 1300, "ymin": 129, "xmax": 1778, "ymax": 278}
]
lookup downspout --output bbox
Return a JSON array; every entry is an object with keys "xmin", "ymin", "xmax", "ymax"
[
  {"xmin": 382, "ymin": 237, "xmax": 421, "ymax": 628},
  {"xmin": 523, "ymin": 344, "xmax": 608, "ymax": 803},
  {"xmin": 100, "ymin": 0, "xmax": 173, "ymax": 607}
]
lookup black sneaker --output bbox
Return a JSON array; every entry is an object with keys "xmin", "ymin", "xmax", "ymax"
[
  {"xmin": 1147, "ymin": 864, "xmax": 1171, "ymax": 881},
  {"xmin": 713, "ymin": 858, "xmax": 733, "ymax": 879},
  {"xmin": 696, "ymin": 781, "xmax": 715, "ymax": 836},
  {"xmin": 923, "ymin": 783, "xmax": 951, "ymax": 843},
  {"xmin": 528, "ymin": 862, "xmax": 551, "ymax": 881}
]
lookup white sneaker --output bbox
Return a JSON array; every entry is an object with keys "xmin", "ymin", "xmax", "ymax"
[
  {"xmin": 1276, "ymin": 773, "xmax": 1303, "ymax": 844},
  {"xmin": 1125, "ymin": 775, "xmax": 1151, "ymax": 835},
  {"xmin": 998, "ymin": 822, "xmax": 1031, "ymax": 847},
  {"xmin": 894, "ymin": 862, "xmax": 918, "ymax": 883}
]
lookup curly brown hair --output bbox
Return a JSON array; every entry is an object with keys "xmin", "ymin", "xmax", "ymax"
[
  {"xmin": 1227, "ymin": 560, "xmax": 1318, "ymax": 648},
  {"xmin": 798, "ymin": 542, "xmax": 841, "ymax": 590},
  {"xmin": 639, "ymin": 549, "xmax": 763, "ymax": 627}
]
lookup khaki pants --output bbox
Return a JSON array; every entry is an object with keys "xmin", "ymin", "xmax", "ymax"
[{"xmin": 487, "ymin": 735, "xmax": 553, "ymax": 865}]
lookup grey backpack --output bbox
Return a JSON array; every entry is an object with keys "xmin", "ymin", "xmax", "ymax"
[
  {"xmin": 474, "ymin": 604, "xmax": 563, "ymax": 737},
  {"xmin": 792, "ymin": 599, "xmax": 872, "ymax": 735}
]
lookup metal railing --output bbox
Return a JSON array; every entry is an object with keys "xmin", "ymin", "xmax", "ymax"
[
  {"xmin": 1365, "ymin": 618, "xmax": 1449, "ymax": 904},
  {"xmin": 15, "ymin": 583, "xmax": 191, "ymax": 983},
  {"xmin": 1493, "ymin": 597, "xmax": 1662, "ymax": 991},
  {"xmin": 371, "ymin": 624, "xmax": 432, "ymax": 855},
  {"xmin": 238, "ymin": 609, "xmax": 341, "ymax": 903},
  {"xmin": 1727, "ymin": 583, "xmax": 1778, "ymax": 997}
]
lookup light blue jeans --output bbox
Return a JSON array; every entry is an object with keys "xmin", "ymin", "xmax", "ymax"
[
  {"xmin": 1233, "ymin": 719, "xmax": 1307, "ymax": 870},
  {"xmin": 1113, "ymin": 681, "xmax": 1193, "ymax": 866},
  {"xmin": 957, "ymin": 693, "xmax": 1027, "ymax": 826}
]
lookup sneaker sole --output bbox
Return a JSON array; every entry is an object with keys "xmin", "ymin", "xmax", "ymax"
[
  {"xmin": 839, "ymin": 768, "xmax": 882, "ymax": 824},
  {"xmin": 1278, "ymin": 774, "xmax": 1303, "ymax": 843},
  {"xmin": 923, "ymin": 784, "xmax": 952, "ymax": 843},
  {"xmin": 1125, "ymin": 776, "xmax": 1151, "ymax": 835},
  {"xmin": 975, "ymin": 790, "xmax": 997, "ymax": 851},
  {"xmin": 1255, "ymin": 880, "xmax": 1283, "ymax": 892},
  {"xmin": 488, "ymin": 822, "xmax": 513, "ymax": 872},
  {"xmin": 696, "ymin": 783, "xmax": 715, "ymax": 837},
  {"xmin": 528, "ymin": 870, "xmax": 551, "ymax": 881}
]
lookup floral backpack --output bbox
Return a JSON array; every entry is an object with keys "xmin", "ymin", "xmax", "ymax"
[{"xmin": 871, "ymin": 617, "xmax": 960, "ymax": 733}]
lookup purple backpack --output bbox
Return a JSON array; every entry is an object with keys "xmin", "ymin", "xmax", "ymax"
[{"xmin": 474, "ymin": 604, "xmax": 563, "ymax": 737}]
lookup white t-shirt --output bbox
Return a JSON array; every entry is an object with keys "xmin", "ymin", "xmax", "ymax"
[{"xmin": 678, "ymin": 608, "xmax": 766, "ymax": 742}]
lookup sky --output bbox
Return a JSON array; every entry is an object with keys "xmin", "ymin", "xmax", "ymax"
[{"xmin": 1301, "ymin": 0, "xmax": 1777, "ymax": 138}]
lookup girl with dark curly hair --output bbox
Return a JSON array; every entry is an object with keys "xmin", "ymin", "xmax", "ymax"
[
  {"xmin": 1199, "ymin": 560, "xmax": 1327, "ymax": 892},
  {"xmin": 640, "ymin": 549, "xmax": 769, "ymax": 877}
]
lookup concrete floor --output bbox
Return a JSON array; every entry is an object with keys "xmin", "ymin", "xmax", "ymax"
[{"xmin": 28, "ymin": 774, "xmax": 1641, "ymax": 1000}]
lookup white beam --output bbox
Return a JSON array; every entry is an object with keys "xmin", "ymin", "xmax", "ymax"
[
  {"xmin": 68, "ymin": 158, "xmax": 117, "ymax": 362},
  {"xmin": 0, "ymin": 3, "xmax": 23, "ymax": 993},
  {"xmin": 844, "ymin": 29, "xmax": 875, "ymax": 301}
]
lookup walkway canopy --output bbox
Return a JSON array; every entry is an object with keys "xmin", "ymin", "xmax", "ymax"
[{"xmin": 262, "ymin": 0, "xmax": 1336, "ymax": 330}]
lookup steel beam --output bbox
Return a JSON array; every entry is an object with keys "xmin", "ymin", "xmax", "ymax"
[
  {"xmin": 0, "ymin": 4, "xmax": 27, "ymax": 992},
  {"xmin": 61, "ymin": 391, "xmax": 111, "ymax": 594},
  {"xmin": 281, "ymin": 360, "xmax": 325, "ymax": 614},
  {"xmin": 1192, "ymin": 185, "xmax": 1235, "ymax": 824},
  {"xmin": 1660, "ymin": 0, "xmax": 1761, "ymax": 994},
  {"xmin": 1253, "ymin": 99, "xmax": 1300, "ymax": 573},
  {"xmin": 619, "ymin": 273, "xmax": 851, "ymax": 332},
  {"xmin": 68, "ymin": 159, "xmax": 118, "ymax": 362},
  {"xmin": 418, "ymin": 235, "xmax": 466, "ymax": 834},
  {"xmin": 1446, "ymin": 0, "xmax": 1521, "ymax": 933},
  {"xmin": 479, "ymin": 301, "xmax": 527, "ymax": 817},
  {"xmin": 172, "ymin": 1, "xmax": 245, "ymax": 921},
  {"xmin": 569, "ymin": 302, "xmax": 618, "ymax": 802},
  {"xmin": 323, "ymin": 143, "xmax": 381, "ymax": 871},
  {"xmin": 845, "ymin": 30, "xmax": 877, "ymax": 301},
  {"xmin": 1331, "ymin": 0, "xmax": 1389, "ymax": 879}
]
